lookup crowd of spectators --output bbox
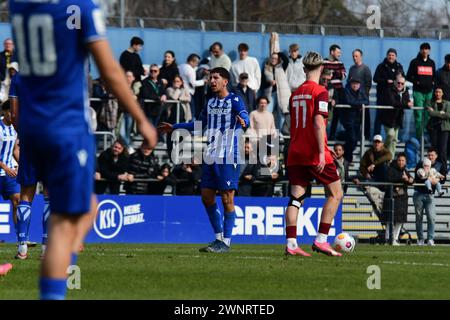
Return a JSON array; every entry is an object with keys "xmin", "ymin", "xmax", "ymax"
[{"xmin": 3, "ymin": 32, "xmax": 450, "ymax": 244}]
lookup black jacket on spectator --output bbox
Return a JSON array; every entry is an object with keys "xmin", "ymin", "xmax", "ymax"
[
  {"xmin": 139, "ymin": 77, "xmax": 166, "ymax": 121},
  {"xmin": 414, "ymin": 159, "xmax": 446, "ymax": 194},
  {"xmin": 0, "ymin": 50, "xmax": 15, "ymax": 81},
  {"xmin": 119, "ymin": 50, "xmax": 145, "ymax": 81},
  {"xmin": 436, "ymin": 64, "xmax": 450, "ymax": 100},
  {"xmin": 125, "ymin": 149, "xmax": 160, "ymax": 195},
  {"xmin": 344, "ymin": 83, "xmax": 369, "ymax": 109},
  {"xmin": 172, "ymin": 164, "xmax": 202, "ymax": 195},
  {"xmin": 406, "ymin": 53, "xmax": 436, "ymax": 93},
  {"xmin": 148, "ymin": 167, "xmax": 176, "ymax": 195},
  {"xmin": 233, "ymin": 84, "xmax": 256, "ymax": 113},
  {"xmin": 379, "ymin": 85, "xmax": 410, "ymax": 128},
  {"xmin": 159, "ymin": 62, "xmax": 179, "ymax": 88},
  {"xmin": 373, "ymin": 58, "xmax": 404, "ymax": 104},
  {"xmin": 251, "ymin": 163, "xmax": 282, "ymax": 197},
  {"xmin": 95, "ymin": 149, "xmax": 129, "ymax": 195},
  {"xmin": 238, "ymin": 163, "xmax": 258, "ymax": 196},
  {"xmin": 382, "ymin": 161, "xmax": 413, "ymax": 224}
]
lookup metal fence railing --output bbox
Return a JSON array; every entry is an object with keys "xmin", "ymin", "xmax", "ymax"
[{"xmin": 333, "ymin": 104, "xmax": 426, "ymax": 161}]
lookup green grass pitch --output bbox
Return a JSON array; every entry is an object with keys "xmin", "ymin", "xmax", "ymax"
[{"xmin": 1, "ymin": 243, "xmax": 449, "ymax": 300}]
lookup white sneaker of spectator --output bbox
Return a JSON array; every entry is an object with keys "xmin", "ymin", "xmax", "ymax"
[
  {"xmin": 427, "ymin": 239, "xmax": 435, "ymax": 246},
  {"xmin": 392, "ymin": 240, "xmax": 400, "ymax": 246},
  {"xmin": 417, "ymin": 239, "xmax": 424, "ymax": 246}
]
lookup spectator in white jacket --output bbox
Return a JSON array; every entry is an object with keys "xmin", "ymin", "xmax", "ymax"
[
  {"xmin": 286, "ymin": 43, "xmax": 306, "ymax": 92},
  {"xmin": 178, "ymin": 53, "xmax": 206, "ymax": 119},
  {"xmin": 230, "ymin": 43, "xmax": 261, "ymax": 92}
]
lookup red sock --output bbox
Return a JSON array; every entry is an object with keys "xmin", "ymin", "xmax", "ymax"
[
  {"xmin": 318, "ymin": 223, "xmax": 331, "ymax": 235},
  {"xmin": 286, "ymin": 226, "xmax": 297, "ymax": 239}
]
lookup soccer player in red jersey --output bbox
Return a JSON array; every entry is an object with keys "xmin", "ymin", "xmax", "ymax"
[{"xmin": 285, "ymin": 51, "xmax": 343, "ymax": 257}]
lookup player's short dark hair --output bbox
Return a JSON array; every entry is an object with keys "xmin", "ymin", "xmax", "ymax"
[
  {"xmin": 187, "ymin": 53, "xmax": 201, "ymax": 63},
  {"xmin": 329, "ymin": 44, "xmax": 341, "ymax": 53},
  {"xmin": 130, "ymin": 37, "xmax": 144, "ymax": 46},
  {"xmin": 210, "ymin": 42, "xmax": 223, "ymax": 50},
  {"xmin": 210, "ymin": 67, "xmax": 230, "ymax": 81},
  {"xmin": 427, "ymin": 147, "xmax": 438, "ymax": 154},
  {"xmin": 256, "ymin": 96, "xmax": 270, "ymax": 105},
  {"xmin": 1, "ymin": 100, "xmax": 11, "ymax": 111},
  {"xmin": 397, "ymin": 152, "xmax": 407, "ymax": 160},
  {"xmin": 353, "ymin": 49, "xmax": 363, "ymax": 56},
  {"xmin": 238, "ymin": 43, "xmax": 249, "ymax": 52}
]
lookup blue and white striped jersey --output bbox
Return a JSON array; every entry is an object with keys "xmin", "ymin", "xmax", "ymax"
[
  {"xmin": 0, "ymin": 121, "xmax": 17, "ymax": 176},
  {"xmin": 174, "ymin": 92, "xmax": 249, "ymax": 162}
]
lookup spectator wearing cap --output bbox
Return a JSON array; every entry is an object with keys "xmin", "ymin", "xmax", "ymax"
[
  {"xmin": 209, "ymin": 42, "xmax": 232, "ymax": 71},
  {"xmin": 233, "ymin": 72, "xmax": 256, "ymax": 113},
  {"xmin": 407, "ymin": 42, "xmax": 436, "ymax": 139},
  {"xmin": 286, "ymin": 43, "xmax": 306, "ymax": 92},
  {"xmin": 230, "ymin": 43, "xmax": 262, "ymax": 92},
  {"xmin": 0, "ymin": 38, "xmax": 14, "ymax": 82},
  {"xmin": 341, "ymin": 77, "xmax": 369, "ymax": 163},
  {"xmin": 379, "ymin": 73, "xmax": 413, "ymax": 158},
  {"xmin": 436, "ymin": 54, "xmax": 450, "ymax": 101},
  {"xmin": 119, "ymin": 36, "xmax": 145, "ymax": 81},
  {"xmin": 373, "ymin": 48, "xmax": 404, "ymax": 135},
  {"xmin": 360, "ymin": 135, "xmax": 392, "ymax": 182},
  {"xmin": 348, "ymin": 49, "xmax": 372, "ymax": 139},
  {"xmin": 178, "ymin": 54, "xmax": 207, "ymax": 119}
]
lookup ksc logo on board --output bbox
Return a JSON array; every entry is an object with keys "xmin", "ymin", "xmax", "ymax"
[
  {"xmin": 94, "ymin": 200, "xmax": 124, "ymax": 239},
  {"xmin": 94, "ymin": 200, "xmax": 146, "ymax": 239}
]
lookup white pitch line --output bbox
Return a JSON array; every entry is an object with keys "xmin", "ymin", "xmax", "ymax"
[{"xmin": 382, "ymin": 260, "xmax": 450, "ymax": 268}]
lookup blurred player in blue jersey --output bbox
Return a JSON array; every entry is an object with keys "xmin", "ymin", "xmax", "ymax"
[
  {"xmin": 9, "ymin": 0, "xmax": 157, "ymax": 300},
  {"xmin": 9, "ymin": 63, "xmax": 51, "ymax": 260},
  {"xmin": 159, "ymin": 67, "xmax": 249, "ymax": 253},
  {"xmin": 0, "ymin": 100, "xmax": 20, "ymax": 240}
]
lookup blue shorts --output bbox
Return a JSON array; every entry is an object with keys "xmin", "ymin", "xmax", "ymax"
[
  {"xmin": 0, "ymin": 175, "xmax": 20, "ymax": 200},
  {"xmin": 20, "ymin": 132, "xmax": 95, "ymax": 215},
  {"xmin": 200, "ymin": 163, "xmax": 240, "ymax": 191},
  {"xmin": 17, "ymin": 144, "xmax": 39, "ymax": 187}
]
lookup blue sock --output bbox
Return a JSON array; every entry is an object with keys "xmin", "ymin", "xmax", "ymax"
[
  {"xmin": 223, "ymin": 211, "xmax": 236, "ymax": 246},
  {"xmin": 17, "ymin": 201, "xmax": 32, "ymax": 243},
  {"xmin": 205, "ymin": 203, "xmax": 223, "ymax": 235},
  {"xmin": 39, "ymin": 277, "xmax": 67, "ymax": 300},
  {"xmin": 42, "ymin": 197, "xmax": 50, "ymax": 245},
  {"xmin": 71, "ymin": 253, "xmax": 78, "ymax": 266}
]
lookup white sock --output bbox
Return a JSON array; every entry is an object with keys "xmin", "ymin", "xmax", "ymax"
[
  {"xmin": 18, "ymin": 242, "xmax": 27, "ymax": 255},
  {"xmin": 223, "ymin": 238, "xmax": 231, "ymax": 246},
  {"xmin": 287, "ymin": 238, "xmax": 298, "ymax": 250},
  {"xmin": 315, "ymin": 233, "xmax": 328, "ymax": 244},
  {"xmin": 215, "ymin": 233, "xmax": 223, "ymax": 241},
  {"xmin": 41, "ymin": 244, "xmax": 47, "ymax": 254}
]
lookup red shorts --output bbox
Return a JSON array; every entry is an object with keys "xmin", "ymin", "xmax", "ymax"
[{"xmin": 287, "ymin": 163, "xmax": 340, "ymax": 187}]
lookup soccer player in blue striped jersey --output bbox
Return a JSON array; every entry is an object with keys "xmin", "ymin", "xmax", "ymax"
[
  {"xmin": 9, "ymin": 65, "xmax": 51, "ymax": 260},
  {"xmin": 159, "ymin": 67, "xmax": 250, "ymax": 253},
  {"xmin": 9, "ymin": 0, "xmax": 157, "ymax": 300},
  {"xmin": 0, "ymin": 100, "xmax": 20, "ymax": 242}
]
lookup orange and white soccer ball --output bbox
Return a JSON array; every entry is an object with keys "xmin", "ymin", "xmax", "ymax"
[{"xmin": 333, "ymin": 233, "xmax": 356, "ymax": 253}]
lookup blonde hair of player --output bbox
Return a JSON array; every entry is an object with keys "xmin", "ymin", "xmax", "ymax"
[{"xmin": 302, "ymin": 51, "xmax": 325, "ymax": 83}]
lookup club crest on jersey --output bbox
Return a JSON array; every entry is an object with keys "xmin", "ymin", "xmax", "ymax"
[{"xmin": 77, "ymin": 149, "xmax": 88, "ymax": 167}]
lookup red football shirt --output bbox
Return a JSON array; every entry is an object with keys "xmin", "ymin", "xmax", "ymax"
[{"xmin": 287, "ymin": 80, "xmax": 334, "ymax": 166}]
